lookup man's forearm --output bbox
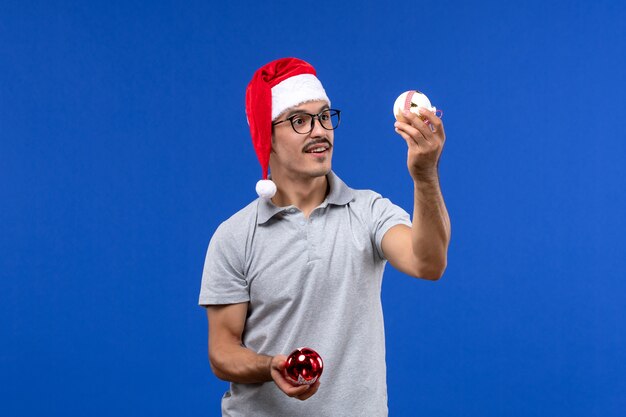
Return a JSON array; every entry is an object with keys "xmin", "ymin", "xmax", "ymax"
[
  {"xmin": 411, "ymin": 174, "xmax": 451, "ymax": 278},
  {"xmin": 210, "ymin": 343, "xmax": 273, "ymax": 384}
]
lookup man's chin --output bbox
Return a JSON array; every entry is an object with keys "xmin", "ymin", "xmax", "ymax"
[{"xmin": 309, "ymin": 165, "xmax": 332, "ymax": 178}]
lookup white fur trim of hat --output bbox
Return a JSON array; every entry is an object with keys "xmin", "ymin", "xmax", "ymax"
[{"xmin": 271, "ymin": 74, "xmax": 330, "ymax": 121}]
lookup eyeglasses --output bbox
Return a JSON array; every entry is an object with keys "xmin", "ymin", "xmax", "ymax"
[{"xmin": 272, "ymin": 109, "xmax": 341, "ymax": 134}]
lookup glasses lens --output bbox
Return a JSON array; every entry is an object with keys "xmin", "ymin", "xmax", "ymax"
[
  {"xmin": 291, "ymin": 113, "xmax": 313, "ymax": 134},
  {"xmin": 324, "ymin": 110, "xmax": 340, "ymax": 130},
  {"xmin": 319, "ymin": 110, "xmax": 334, "ymax": 130}
]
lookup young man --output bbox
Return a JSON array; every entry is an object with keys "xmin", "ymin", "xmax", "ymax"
[{"xmin": 199, "ymin": 57, "xmax": 450, "ymax": 416}]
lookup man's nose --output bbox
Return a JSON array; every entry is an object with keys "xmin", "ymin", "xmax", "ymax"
[{"xmin": 310, "ymin": 116, "xmax": 326, "ymax": 137}]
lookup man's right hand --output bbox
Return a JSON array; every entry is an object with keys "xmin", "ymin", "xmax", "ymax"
[
  {"xmin": 206, "ymin": 305, "xmax": 320, "ymax": 401},
  {"xmin": 270, "ymin": 354, "xmax": 320, "ymax": 401}
]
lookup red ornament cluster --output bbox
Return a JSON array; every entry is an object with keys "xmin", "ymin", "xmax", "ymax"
[{"xmin": 284, "ymin": 347, "xmax": 324, "ymax": 386}]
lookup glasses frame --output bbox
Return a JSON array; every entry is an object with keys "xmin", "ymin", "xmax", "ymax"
[{"xmin": 272, "ymin": 109, "xmax": 341, "ymax": 134}]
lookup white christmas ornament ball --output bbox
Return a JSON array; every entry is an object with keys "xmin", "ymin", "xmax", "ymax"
[
  {"xmin": 256, "ymin": 179, "xmax": 277, "ymax": 199},
  {"xmin": 393, "ymin": 90, "xmax": 436, "ymax": 122}
]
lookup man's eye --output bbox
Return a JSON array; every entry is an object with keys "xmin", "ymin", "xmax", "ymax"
[
  {"xmin": 320, "ymin": 113, "xmax": 331, "ymax": 121},
  {"xmin": 292, "ymin": 116, "xmax": 306, "ymax": 125}
]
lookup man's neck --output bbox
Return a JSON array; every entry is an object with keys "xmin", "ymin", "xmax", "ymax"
[{"xmin": 270, "ymin": 173, "xmax": 329, "ymax": 218}]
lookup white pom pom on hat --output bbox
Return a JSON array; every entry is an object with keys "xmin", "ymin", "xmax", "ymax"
[
  {"xmin": 255, "ymin": 179, "xmax": 277, "ymax": 199},
  {"xmin": 245, "ymin": 57, "xmax": 330, "ymax": 198}
]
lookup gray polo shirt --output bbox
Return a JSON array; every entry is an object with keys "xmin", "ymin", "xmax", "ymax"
[{"xmin": 199, "ymin": 171, "xmax": 411, "ymax": 417}]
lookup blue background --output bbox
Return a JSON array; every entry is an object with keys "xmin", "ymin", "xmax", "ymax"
[{"xmin": 2, "ymin": 1, "xmax": 625, "ymax": 415}]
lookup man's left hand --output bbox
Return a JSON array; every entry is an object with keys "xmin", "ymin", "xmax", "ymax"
[{"xmin": 394, "ymin": 108, "xmax": 446, "ymax": 182}]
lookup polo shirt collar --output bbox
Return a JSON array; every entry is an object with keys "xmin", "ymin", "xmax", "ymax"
[
  {"xmin": 326, "ymin": 170, "xmax": 355, "ymax": 206},
  {"xmin": 257, "ymin": 171, "xmax": 354, "ymax": 224}
]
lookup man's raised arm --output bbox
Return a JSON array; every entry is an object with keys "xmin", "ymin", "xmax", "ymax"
[{"xmin": 382, "ymin": 108, "xmax": 451, "ymax": 280}]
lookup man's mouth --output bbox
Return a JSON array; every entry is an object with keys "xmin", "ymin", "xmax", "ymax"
[{"xmin": 303, "ymin": 141, "xmax": 332, "ymax": 154}]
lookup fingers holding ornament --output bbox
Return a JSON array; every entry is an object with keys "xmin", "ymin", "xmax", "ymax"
[
  {"xmin": 270, "ymin": 354, "xmax": 311, "ymax": 398},
  {"xmin": 393, "ymin": 90, "xmax": 446, "ymax": 178},
  {"xmin": 394, "ymin": 120, "xmax": 426, "ymax": 148}
]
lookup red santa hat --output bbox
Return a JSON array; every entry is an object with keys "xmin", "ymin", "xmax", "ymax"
[{"xmin": 245, "ymin": 57, "xmax": 330, "ymax": 198}]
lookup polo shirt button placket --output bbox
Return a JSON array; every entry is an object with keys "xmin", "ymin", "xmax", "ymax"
[{"xmin": 307, "ymin": 213, "xmax": 319, "ymax": 262}]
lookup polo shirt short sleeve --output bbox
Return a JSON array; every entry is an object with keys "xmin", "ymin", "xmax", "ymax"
[
  {"xmin": 199, "ymin": 215, "xmax": 251, "ymax": 306},
  {"xmin": 370, "ymin": 191, "xmax": 412, "ymax": 260}
]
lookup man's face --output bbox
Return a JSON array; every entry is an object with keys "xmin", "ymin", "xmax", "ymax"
[{"xmin": 270, "ymin": 100, "xmax": 334, "ymax": 180}]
